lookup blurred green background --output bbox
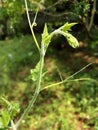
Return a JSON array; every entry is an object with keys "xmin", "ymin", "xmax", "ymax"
[{"xmin": 0, "ymin": 0, "xmax": 98, "ymax": 130}]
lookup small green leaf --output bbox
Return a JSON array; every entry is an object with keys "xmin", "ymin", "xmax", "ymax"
[
  {"xmin": 30, "ymin": 61, "xmax": 40, "ymax": 82},
  {"xmin": 0, "ymin": 117, "xmax": 3, "ymax": 129},
  {"xmin": 0, "ymin": 97, "xmax": 20, "ymax": 119},
  {"xmin": 0, "ymin": 110, "xmax": 10, "ymax": 129},
  {"xmin": 43, "ymin": 23, "xmax": 48, "ymax": 36},
  {"xmin": 2, "ymin": 110, "xmax": 10, "ymax": 128},
  {"xmin": 11, "ymin": 103, "xmax": 20, "ymax": 118},
  {"xmin": 55, "ymin": 30, "xmax": 79, "ymax": 48},
  {"xmin": 42, "ymin": 24, "xmax": 51, "ymax": 52},
  {"xmin": 60, "ymin": 22, "xmax": 77, "ymax": 32},
  {"xmin": 64, "ymin": 32, "xmax": 79, "ymax": 48}
]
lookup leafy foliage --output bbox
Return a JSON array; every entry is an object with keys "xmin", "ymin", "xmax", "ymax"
[
  {"xmin": 0, "ymin": 0, "xmax": 97, "ymax": 37},
  {"xmin": 42, "ymin": 24, "xmax": 52, "ymax": 52},
  {"xmin": 60, "ymin": 22, "xmax": 77, "ymax": 32},
  {"xmin": 30, "ymin": 22, "xmax": 79, "ymax": 87},
  {"xmin": 30, "ymin": 61, "xmax": 40, "ymax": 82},
  {"xmin": 0, "ymin": 97, "xmax": 20, "ymax": 129},
  {"xmin": 0, "ymin": 110, "xmax": 10, "ymax": 129},
  {"xmin": 0, "ymin": 0, "xmax": 24, "ymax": 37},
  {"xmin": 53, "ymin": 22, "xmax": 79, "ymax": 48}
]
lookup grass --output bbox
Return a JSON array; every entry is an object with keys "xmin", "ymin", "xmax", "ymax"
[
  {"xmin": 0, "ymin": 35, "xmax": 39, "ymax": 94},
  {"xmin": 0, "ymin": 35, "xmax": 98, "ymax": 129}
]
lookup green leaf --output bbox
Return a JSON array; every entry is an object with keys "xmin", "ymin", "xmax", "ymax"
[
  {"xmin": 11, "ymin": 103, "xmax": 20, "ymax": 118},
  {"xmin": 0, "ymin": 110, "xmax": 10, "ymax": 129},
  {"xmin": 55, "ymin": 30, "xmax": 79, "ymax": 48},
  {"xmin": 30, "ymin": 61, "xmax": 40, "ymax": 82},
  {"xmin": 64, "ymin": 32, "xmax": 79, "ymax": 48},
  {"xmin": 2, "ymin": 110, "xmax": 10, "ymax": 128},
  {"xmin": 0, "ymin": 117, "xmax": 3, "ymax": 129},
  {"xmin": 43, "ymin": 23, "xmax": 48, "ymax": 36},
  {"xmin": 30, "ymin": 61, "xmax": 47, "ymax": 82},
  {"xmin": 50, "ymin": 22, "xmax": 78, "ymax": 48},
  {"xmin": 0, "ymin": 97, "xmax": 20, "ymax": 119},
  {"xmin": 42, "ymin": 24, "xmax": 51, "ymax": 52},
  {"xmin": 60, "ymin": 22, "xmax": 77, "ymax": 32}
]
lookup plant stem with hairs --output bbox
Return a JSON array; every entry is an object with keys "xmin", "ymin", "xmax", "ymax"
[
  {"xmin": 15, "ymin": 0, "xmax": 44, "ymax": 129},
  {"xmin": 14, "ymin": 0, "xmax": 79, "ymax": 128},
  {"xmin": 16, "ymin": 43, "xmax": 44, "ymax": 129}
]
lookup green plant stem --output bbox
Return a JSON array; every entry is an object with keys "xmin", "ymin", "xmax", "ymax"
[
  {"xmin": 11, "ymin": 120, "xmax": 16, "ymax": 130},
  {"xmin": 16, "ymin": 44, "xmax": 44, "ymax": 129},
  {"xmin": 57, "ymin": 67, "xmax": 63, "ymax": 81},
  {"xmin": 41, "ymin": 78, "xmax": 98, "ymax": 91},
  {"xmin": 50, "ymin": 29, "xmax": 69, "ymax": 38},
  {"xmin": 15, "ymin": 1, "xmax": 44, "ymax": 129},
  {"xmin": 24, "ymin": 0, "xmax": 40, "ymax": 51},
  {"xmin": 41, "ymin": 62, "xmax": 95, "ymax": 91}
]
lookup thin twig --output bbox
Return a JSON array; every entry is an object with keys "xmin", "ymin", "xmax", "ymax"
[
  {"xmin": 88, "ymin": 0, "xmax": 96, "ymax": 32},
  {"xmin": 57, "ymin": 67, "xmax": 63, "ymax": 81},
  {"xmin": 24, "ymin": 0, "xmax": 40, "ymax": 51},
  {"xmin": 41, "ymin": 62, "xmax": 95, "ymax": 91}
]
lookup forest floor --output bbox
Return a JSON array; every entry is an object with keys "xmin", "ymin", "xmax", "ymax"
[{"xmin": 0, "ymin": 35, "xmax": 98, "ymax": 130}]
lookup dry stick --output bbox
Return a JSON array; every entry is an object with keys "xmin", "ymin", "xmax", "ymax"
[
  {"xmin": 47, "ymin": 0, "xmax": 65, "ymax": 9},
  {"xmin": 42, "ymin": 11, "xmax": 73, "ymax": 17},
  {"xmin": 88, "ymin": 0, "xmax": 97, "ymax": 32}
]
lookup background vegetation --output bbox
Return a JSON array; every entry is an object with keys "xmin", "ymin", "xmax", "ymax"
[{"xmin": 0, "ymin": 0, "xmax": 98, "ymax": 130}]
